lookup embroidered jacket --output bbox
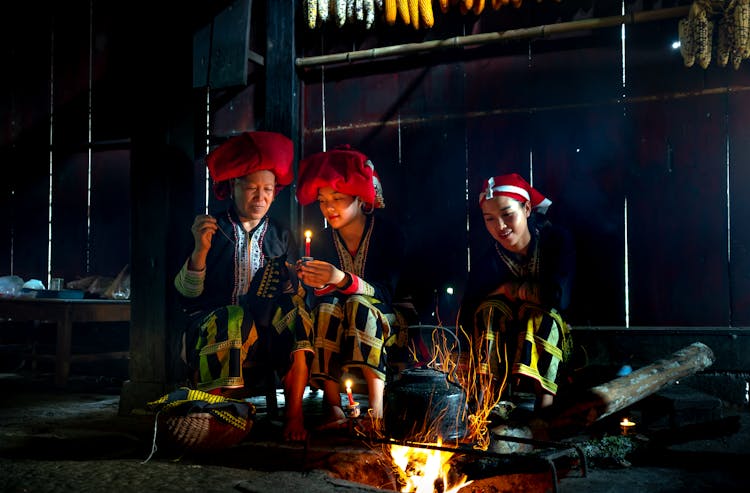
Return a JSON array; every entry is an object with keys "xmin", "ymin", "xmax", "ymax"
[
  {"xmin": 307, "ymin": 212, "xmax": 405, "ymax": 307},
  {"xmin": 174, "ymin": 208, "xmax": 297, "ymax": 320},
  {"xmin": 459, "ymin": 215, "xmax": 575, "ymax": 331}
]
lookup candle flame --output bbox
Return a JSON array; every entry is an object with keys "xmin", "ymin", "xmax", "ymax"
[
  {"xmin": 620, "ymin": 418, "xmax": 635, "ymax": 427},
  {"xmin": 345, "ymin": 379, "xmax": 352, "ymax": 391},
  {"xmin": 305, "ymin": 230, "xmax": 312, "ymax": 240}
]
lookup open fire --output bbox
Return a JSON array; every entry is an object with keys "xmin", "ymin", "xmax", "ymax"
[
  {"xmin": 389, "ymin": 437, "xmax": 472, "ymax": 493},
  {"xmin": 382, "ymin": 326, "xmax": 499, "ymax": 492}
]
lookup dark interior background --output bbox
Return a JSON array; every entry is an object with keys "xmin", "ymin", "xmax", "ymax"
[{"xmin": 1, "ymin": 0, "xmax": 749, "ymax": 389}]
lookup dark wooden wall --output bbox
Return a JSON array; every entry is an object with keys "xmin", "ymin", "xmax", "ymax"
[
  {"xmin": 298, "ymin": 0, "xmax": 750, "ymax": 328},
  {"xmin": 2, "ymin": 1, "xmax": 749, "ymax": 400}
]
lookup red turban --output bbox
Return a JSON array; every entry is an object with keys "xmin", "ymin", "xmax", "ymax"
[
  {"xmin": 206, "ymin": 131, "xmax": 294, "ymax": 200},
  {"xmin": 479, "ymin": 173, "xmax": 552, "ymax": 214},
  {"xmin": 296, "ymin": 146, "xmax": 385, "ymax": 209}
]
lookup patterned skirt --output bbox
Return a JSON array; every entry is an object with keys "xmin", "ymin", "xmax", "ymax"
[
  {"xmin": 191, "ymin": 290, "xmax": 313, "ymax": 392},
  {"xmin": 310, "ymin": 294, "xmax": 393, "ymax": 386},
  {"xmin": 473, "ymin": 296, "xmax": 572, "ymax": 396}
]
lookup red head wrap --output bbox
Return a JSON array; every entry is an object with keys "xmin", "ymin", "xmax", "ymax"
[
  {"xmin": 479, "ymin": 173, "xmax": 552, "ymax": 214},
  {"xmin": 206, "ymin": 131, "xmax": 294, "ymax": 200},
  {"xmin": 296, "ymin": 145, "xmax": 385, "ymax": 209}
]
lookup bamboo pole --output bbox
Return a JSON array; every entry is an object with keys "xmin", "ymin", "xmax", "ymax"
[{"xmin": 296, "ymin": 6, "xmax": 690, "ymax": 69}]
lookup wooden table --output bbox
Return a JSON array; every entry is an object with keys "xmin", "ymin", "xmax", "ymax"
[{"xmin": 0, "ymin": 297, "xmax": 131, "ymax": 387}]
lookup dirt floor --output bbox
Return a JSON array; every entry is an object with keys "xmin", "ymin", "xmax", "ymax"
[{"xmin": 0, "ymin": 371, "xmax": 748, "ymax": 493}]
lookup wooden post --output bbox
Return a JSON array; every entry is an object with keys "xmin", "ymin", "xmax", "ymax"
[{"xmin": 546, "ymin": 342, "xmax": 715, "ymax": 433}]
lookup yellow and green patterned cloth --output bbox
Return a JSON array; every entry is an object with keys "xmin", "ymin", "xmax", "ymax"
[{"xmin": 147, "ymin": 387, "xmax": 255, "ymax": 430}]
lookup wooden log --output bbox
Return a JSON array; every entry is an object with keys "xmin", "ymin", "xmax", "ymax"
[{"xmin": 544, "ymin": 342, "xmax": 715, "ymax": 434}]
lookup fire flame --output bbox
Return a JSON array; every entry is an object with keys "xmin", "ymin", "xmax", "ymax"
[{"xmin": 390, "ymin": 438, "xmax": 472, "ymax": 493}]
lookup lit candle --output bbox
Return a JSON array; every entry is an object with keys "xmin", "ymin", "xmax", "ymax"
[
  {"xmin": 620, "ymin": 417, "xmax": 636, "ymax": 436},
  {"xmin": 345, "ymin": 379, "xmax": 355, "ymax": 406},
  {"xmin": 304, "ymin": 230, "xmax": 312, "ymax": 257}
]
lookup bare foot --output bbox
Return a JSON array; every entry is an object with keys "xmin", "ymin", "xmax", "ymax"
[{"xmin": 283, "ymin": 415, "xmax": 308, "ymax": 442}]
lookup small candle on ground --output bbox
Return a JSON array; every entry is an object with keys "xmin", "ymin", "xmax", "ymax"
[
  {"xmin": 620, "ymin": 417, "xmax": 636, "ymax": 435},
  {"xmin": 345, "ymin": 379, "xmax": 355, "ymax": 406},
  {"xmin": 304, "ymin": 230, "xmax": 312, "ymax": 257}
]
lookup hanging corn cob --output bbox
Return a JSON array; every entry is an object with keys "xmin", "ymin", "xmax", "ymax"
[
  {"xmin": 364, "ymin": 0, "xmax": 376, "ymax": 28},
  {"xmin": 678, "ymin": 18, "xmax": 696, "ymax": 67},
  {"xmin": 398, "ymin": 0, "xmax": 411, "ymax": 25},
  {"xmin": 420, "ymin": 0, "xmax": 435, "ymax": 28},
  {"xmin": 318, "ymin": 0, "xmax": 329, "ymax": 22},
  {"xmin": 441, "ymin": 0, "xmax": 451, "ymax": 13},
  {"xmin": 473, "ymin": 0, "xmax": 485, "ymax": 15},
  {"xmin": 305, "ymin": 0, "xmax": 318, "ymax": 29},
  {"xmin": 716, "ymin": 11, "xmax": 732, "ymax": 68},
  {"xmin": 734, "ymin": 0, "xmax": 750, "ymax": 59},
  {"xmin": 334, "ymin": 0, "xmax": 347, "ymax": 26},
  {"xmin": 409, "ymin": 0, "xmax": 420, "ymax": 29},
  {"xmin": 385, "ymin": 0, "xmax": 398, "ymax": 24},
  {"xmin": 692, "ymin": 2, "xmax": 714, "ymax": 69}
]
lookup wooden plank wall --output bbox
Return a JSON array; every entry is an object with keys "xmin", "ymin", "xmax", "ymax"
[{"xmin": 1, "ymin": 2, "xmax": 131, "ymax": 286}]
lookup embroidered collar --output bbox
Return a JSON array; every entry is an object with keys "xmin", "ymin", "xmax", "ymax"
[
  {"xmin": 333, "ymin": 215, "xmax": 374, "ymax": 277},
  {"xmin": 494, "ymin": 226, "xmax": 540, "ymax": 279}
]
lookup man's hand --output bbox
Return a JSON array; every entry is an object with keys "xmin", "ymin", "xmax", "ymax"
[{"xmin": 188, "ymin": 214, "xmax": 217, "ymax": 270}]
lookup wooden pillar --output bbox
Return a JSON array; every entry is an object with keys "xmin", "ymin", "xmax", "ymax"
[
  {"xmin": 119, "ymin": 2, "xmax": 197, "ymax": 414},
  {"xmin": 264, "ymin": 0, "xmax": 300, "ymax": 238}
]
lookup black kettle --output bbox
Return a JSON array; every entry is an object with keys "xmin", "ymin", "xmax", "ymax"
[{"xmin": 384, "ymin": 367, "xmax": 468, "ymax": 442}]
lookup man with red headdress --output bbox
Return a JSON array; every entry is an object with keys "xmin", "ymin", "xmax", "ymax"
[
  {"xmin": 459, "ymin": 173, "xmax": 575, "ymax": 414},
  {"xmin": 174, "ymin": 131, "xmax": 313, "ymax": 441},
  {"xmin": 295, "ymin": 146, "xmax": 405, "ymax": 431}
]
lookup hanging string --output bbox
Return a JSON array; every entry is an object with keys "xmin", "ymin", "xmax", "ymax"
[{"xmin": 141, "ymin": 410, "xmax": 161, "ymax": 464}]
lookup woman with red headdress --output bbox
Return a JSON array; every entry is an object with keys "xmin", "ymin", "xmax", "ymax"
[
  {"xmin": 296, "ymin": 146, "xmax": 405, "ymax": 430},
  {"xmin": 459, "ymin": 173, "xmax": 575, "ymax": 413},
  {"xmin": 174, "ymin": 131, "xmax": 314, "ymax": 442}
]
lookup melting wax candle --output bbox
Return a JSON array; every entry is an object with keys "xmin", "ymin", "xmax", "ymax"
[
  {"xmin": 345, "ymin": 379, "xmax": 355, "ymax": 406},
  {"xmin": 304, "ymin": 230, "xmax": 312, "ymax": 257}
]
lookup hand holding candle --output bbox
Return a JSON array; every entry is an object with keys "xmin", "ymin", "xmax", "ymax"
[
  {"xmin": 345, "ymin": 379, "xmax": 355, "ymax": 406},
  {"xmin": 304, "ymin": 229, "xmax": 312, "ymax": 257}
]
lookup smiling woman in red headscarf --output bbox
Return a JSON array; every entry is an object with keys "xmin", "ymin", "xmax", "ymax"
[
  {"xmin": 459, "ymin": 173, "xmax": 575, "ymax": 413},
  {"xmin": 296, "ymin": 146, "xmax": 405, "ymax": 430},
  {"xmin": 173, "ymin": 131, "xmax": 314, "ymax": 442}
]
